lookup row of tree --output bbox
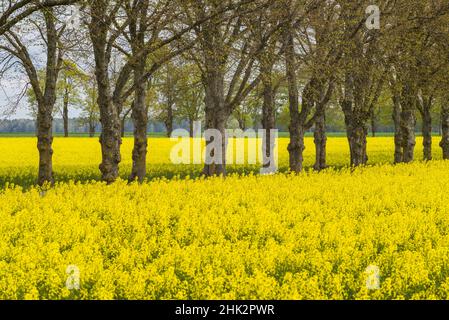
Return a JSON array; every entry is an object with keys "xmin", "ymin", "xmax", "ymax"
[{"xmin": 0, "ymin": 0, "xmax": 448, "ymax": 185}]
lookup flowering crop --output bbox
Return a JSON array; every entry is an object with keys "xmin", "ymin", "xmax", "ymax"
[
  {"xmin": 0, "ymin": 136, "xmax": 443, "ymax": 186},
  {"xmin": 0, "ymin": 137, "xmax": 448, "ymax": 300}
]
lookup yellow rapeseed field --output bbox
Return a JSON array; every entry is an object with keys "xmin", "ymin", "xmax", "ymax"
[
  {"xmin": 0, "ymin": 137, "xmax": 448, "ymax": 300},
  {"xmin": 0, "ymin": 136, "xmax": 443, "ymax": 184}
]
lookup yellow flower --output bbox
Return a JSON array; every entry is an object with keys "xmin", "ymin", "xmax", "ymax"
[{"xmin": 0, "ymin": 137, "xmax": 447, "ymax": 300}]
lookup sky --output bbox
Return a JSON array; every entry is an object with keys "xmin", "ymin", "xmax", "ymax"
[
  {"xmin": 0, "ymin": 41, "xmax": 83, "ymax": 120},
  {"xmin": 0, "ymin": 8, "xmax": 85, "ymax": 120},
  {"xmin": 0, "ymin": 78, "xmax": 83, "ymax": 120},
  {"xmin": 0, "ymin": 76, "xmax": 30, "ymax": 119}
]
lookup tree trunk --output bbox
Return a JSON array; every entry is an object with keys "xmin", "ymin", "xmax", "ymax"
[
  {"xmin": 370, "ymin": 108, "xmax": 377, "ymax": 138},
  {"xmin": 392, "ymin": 94, "xmax": 403, "ymax": 163},
  {"xmin": 342, "ymin": 74, "xmax": 368, "ymax": 167},
  {"xmin": 347, "ymin": 123, "xmax": 368, "ymax": 166},
  {"xmin": 284, "ymin": 26, "xmax": 303, "ymax": 173},
  {"xmin": 237, "ymin": 117, "xmax": 246, "ymax": 131},
  {"xmin": 202, "ymin": 71, "xmax": 227, "ymax": 177},
  {"xmin": 63, "ymin": 86, "xmax": 69, "ymax": 138},
  {"xmin": 121, "ymin": 117, "xmax": 126, "ymax": 138},
  {"xmin": 400, "ymin": 84, "xmax": 416, "ymax": 163},
  {"xmin": 96, "ymin": 74, "xmax": 121, "ymax": 183},
  {"xmin": 89, "ymin": 4, "xmax": 123, "ymax": 184},
  {"xmin": 37, "ymin": 105, "xmax": 54, "ymax": 186},
  {"xmin": 165, "ymin": 103, "xmax": 174, "ymax": 138},
  {"xmin": 260, "ymin": 56, "xmax": 276, "ymax": 170},
  {"xmin": 313, "ymin": 85, "xmax": 330, "ymax": 171},
  {"xmin": 314, "ymin": 111, "xmax": 327, "ymax": 171},
  {"xmin": 34, "ymin": 10, "xmax": 59, "ymax": 186},
  {"xmin": 422, "ymin": 103, "xmax": 432, "ymax": 161},
  {"xmin": 342, "ymin": 101, "xmax": 368, "ymax": 166},
  {"xmin": 98, "ymin": 100, "xmax": 121, "ymax": 184},
  {"xmin": 129, "ymin": 64, "xmax": 149, "ymax": 183},
  {"xmin": 344, "ymin": 112, "xmax": 368, "ymax": 166},
  {"xmin": 189, "ymin": 118, "xmax": 194, "ymax": 138},
  {"xmin": 440, "ymin": 103, "xmax": 449, "ymax": 160},
  {"xmin": 89, "ymin": 119, "xmax": 95, "ymax": 138}
]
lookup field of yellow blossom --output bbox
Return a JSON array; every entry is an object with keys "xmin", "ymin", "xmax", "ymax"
[
  {"xmin": 0, "ymin": 136, "xmax": 444, "ymax": 186},
  {"xmin": 0, "ymin": 137, "xmax": 449, "ymax": 300}
]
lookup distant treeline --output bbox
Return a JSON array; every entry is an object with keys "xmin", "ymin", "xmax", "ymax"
[
  {"xmin": 0, "ymin": 118, "xmax": 169, "ymax": 134},
  {"xmin": 0, "ymin": 117, "xmax": 440, "ymax": 135}
]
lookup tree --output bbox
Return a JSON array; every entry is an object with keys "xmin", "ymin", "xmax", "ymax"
[
  {"xmin": 335, "ymin": 1, "xmax": 388, "ymax": 167},
  {"xmin": 181, "ymin": 0, "xmax": 268, "ymax": 176},
  {"xmin": 282, "ymin": 0, "xmax": 337, "ymax": 172},
  {"xmin": 175, "ymin": 63, "xmax": 204, "ymax": 137},
  {"xmin": 0, "ymin": 0, "xmax": 79, "ymax": 35},
  {"xmin": 152, "ymin": 60, "xmax": 204, "ymax": 138},
  {"xmin": 122, "ymin": 0, "xmax": 199, "ymax": 182},
  {"xmin": 86, "ymin": 0, "xmax": 132, "ymax": 183},
  {"xmin": 442, "ymin": 101, "xmax": 449, "ymax": 159},
  {"xmin": 0, "ymin": 8, "xmax": 66, "ymax": 185},
  {"xmin": 57, "ymin": 59, "xmax": 85, "ymax": 137},
  {"xmin": 381, "ymin": 0, "xmax": 449, "ymax": 163},
  {"xmin": 77, "ymin": 70, "xmax": 100, "ymax": 138},
  {"xmin": 152, "ymin": 61, "xmax": 182, "ymax": 138},
  {"xmin": 245, "ymin": 2, "xmax": 282, "ymax": 169},
  {"xmin": 436, "ymin": 6, "xmax": 449, "ymax": 159},
  {"xmin": 300, "ymin": 2, "xmax": 340, "ymax": 171}
]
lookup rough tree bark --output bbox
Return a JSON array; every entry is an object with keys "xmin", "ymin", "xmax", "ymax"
[
  {"xmin": 440, "ymin": 103, "xmax": 449, "ymax": 160},
  {"xmin": 341, "ymin": 75, "xmax": 368, "ymax": 167},
  {"xmin": 314, "ymin": 108, "xmax": 327, "ymax": 171},
  {"xmin": 260, "ymin": 53, "xmax": 276, "ymax": 170},
  {"xmin": 284, "ymin": 26, "xmax": 303, "ymax": 173},
  {"xmin": 165, "ymin": 102, "xmax": 174, "ymax": 138},
  {"xmin": 34, "ymin": 11, "xmax": 61, "ymax": 185},
  {"xmin": 343, "ymin": 107, "xmax": 369, "ymax": 167},
  {"xmin": 189, "ymin": 118, "xmax": 195, "ymax": 138},
  {"xmin": 422, "ymin": 109, "xmax": 432, "ymax": 161},
  {"xmin": 125, "ymin": 0, "xmax": 153, "ymax": 183},
  {"xmin": 400, "ymin": 84, "xmax": 416, "ymax": 163},
  {"xmin": 121, "ymin": 118, "xmax": 126, "ymax": 138},
  {"xmin": 88, "ymin": 1, "xmax": 123, "ymax": 184},
  {"xmin": 418, "ymin": 96, "xmax": 433, "ymax": 161},
  {"xmin": 97, "ymin": 96, "xmax": 122, "ymax": 184},
  {"xmin": 310, "ymin": 76, "xmax": 333, "ymax": 172},
  {"xmin": 36, "ymin": 105, "xmax": 55, "ymax": 186},
  {"xmin": 129, "ymin": 61, "xmax": 149, "ymax": 183},
  {"xmin": 370, "ymin": 108, "xmax": 377, "ymax": 138},
  {"xmin": 392, "ymin": 94, "xmax": 403, "ymax": 163},
  {"xmin": 202, "ymin": 70, "xmax": 228, "ymax": 177}
]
